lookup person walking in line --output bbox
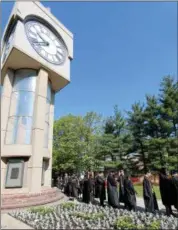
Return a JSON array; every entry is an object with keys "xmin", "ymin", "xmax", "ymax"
[
  {"xmin": 107, "ymin": 171, "xmax": 119, "ymax": 208},
  {"xmin": 82, "ymin": 172, "xmax": 93, "ymax": 204},
  {"xmin": 78, "ymin": 175, "xmax": 84, "ymax": 199},
  {"xmin": 71, "ymin": 175, "xmax": 79, "ymax": 200},
  {"xmin": 171, "ymin": 171, "xmax": 178, "ymax": 211},
  {"xmin": 143, "ymin": 171, "xmax": 159, "ymax": 213},
  {"xmin": 123, "ymin": 172, "xmax": 137, "ymax": 211},
  {"xmin": 118, "ymin": 169, "xmax": 126, "ymax": 207},
  {"xmin": 95, "ymin": 171, "xmax": 106, "ymax": 206},
  {"xmin": 159, "ymin": 168, "xmax": 174, "ymax": 216}
]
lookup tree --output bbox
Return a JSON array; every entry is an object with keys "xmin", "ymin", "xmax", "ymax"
[
  {"xmin": 127, "ymin": 102, "xmax": 149, "ymax": 173},
  {"xmin": 144, "ymin": 95, "xmax": 170, "ymax": 168},
  {"xmin": 53, "ymin": 115, "xmax": 90, "ymax": 173},
  {"xmin": 158, "ymin": 76, "xmax": 178, "ymax": 170},
  {"xmin": 159, "ymin": 76, "xmax": 178, "ymax": 137},
  {"xmin": 53, "ymin": 112, "xmax": 103, "ymax": 173},
  {"xmin": 96, "ymin": 106, "xmax": 129, "ymax": 170}
]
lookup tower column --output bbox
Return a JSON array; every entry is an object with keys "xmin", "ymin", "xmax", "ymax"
[
  {"xmin": 29, "ymin": 68, "xmax": 48, "ymax": 193},
  {"xmin": 1, "ymin": 69, "xmax": 14, "ymax": 190},
  {"xmin": 1, "ymin": 69, "xmax": 14, "ymax": 149},
  {"xmin": 44, "ymin": 92, "xmax": 55, "ymax": 187}
]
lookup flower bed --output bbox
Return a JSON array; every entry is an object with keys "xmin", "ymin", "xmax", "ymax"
[{"xmin": 9, "ymin": 201, "xmax": 178, "ymax": 229}]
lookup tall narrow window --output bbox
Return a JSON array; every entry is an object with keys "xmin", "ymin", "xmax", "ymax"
[
  {"xmin": 5, "ymin": 69, "xmax": 37, "ymax": 144},
  {"xmin": 44, "ymin": 81, "xmax": 52, "ymax": 148}
]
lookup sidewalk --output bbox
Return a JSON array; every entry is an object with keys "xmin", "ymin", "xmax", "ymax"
[{"xmin": 1, "ymin": 213, "xmax": 33, "ymax": 229}]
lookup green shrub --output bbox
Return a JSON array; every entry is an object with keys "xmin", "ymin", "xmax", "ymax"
[
  {"xmin": 71, "ymin": 212, "xmax": 105, "ymax": 220},
  {"xmin": 114, "ymin": 216, "xmax": 136, "ymax": 229},
  {"xmin": 60, "ymin": 202, "xmax": 76, "ymax": 209},
  {"xmin": 147, "ymin": 220, "xmax": 161, "ymax": 230},
  {"xmin": 29, "ymin": 206, "xmax": 54, "ymax": 215},
  {"xmin": 114, "ymin": 217, "xmax": 161, "ymax": 230}
]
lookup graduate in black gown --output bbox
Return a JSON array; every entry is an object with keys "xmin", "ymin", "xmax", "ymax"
[
  {"xmin": 159, "ymin": 168, "xmax": 174, "ymax": 216},
  {"xmin": 71, "ymin": 175, "xmax": 79, "ymax": 199},
  {"xmin": 123, "ymin": 172, "xmax": 137, "ymax": 211},
  {"xmin": 95, "ymin": 172, "xmax": 99, "ymax": 199},
  {"xmin": 95, "ymin": 172, "xmax": 106, "ymax": 206},
  {"xmin": 65, "ymin": 175, "xmax": 73, "ymax": 197},
  {"xmin": 171, "ymin": 171, "xmax": 178, "ymax": 211},
  {"xmin": 78, "ymin": 176, "xmax": 84, "ymax": 199},
  {"xmin": 107, "ymin": 171, "xmax": 119, "ymax": 208},
  {"xmin": 82, "ymin": 172, "xmax": 93, "ymax": 204},
  {"xmin": 118, "ymin": 170, "xmax": 125, "ymax": 206},
  {"xmin": 63, "ymin": 173, "xmax": 69, "ymax": 195},
  {"xmin": 143, "ymin": 171, "xmax": 159, "ymax": 213}
]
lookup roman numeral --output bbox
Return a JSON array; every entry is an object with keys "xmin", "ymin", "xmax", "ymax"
[
  {"xmin": 56, "ymin": 52, "xmax": 62, "ymax": 60},
  {"xmin": 31, "ymin": 38, "xmax": 39, "ymax": 43},
  {"xmin": 29, "ymin": 29, "xmax": 37, "ymax": 37},
  {"xmin": 36, "ymin": 45, "xmax": 42, "ymax": 53}
]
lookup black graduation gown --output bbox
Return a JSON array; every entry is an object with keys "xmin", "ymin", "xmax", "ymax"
[
  {"xmin": 143, "ymin": 177, "xmax": 159, "ymax": 212},
  {"xmin": 95, "ymin": 176, "xmax": 106, "ymax": 203},
  {"xmin": 119, "ymin": 175, "xmax": 125, "ymax": 203},
  {"xmin": 79, "ymin": 179, "xmax": 83, "ymax": 195},
  {"xmin": 82, "ymin": 178, "xmax": 93, "ymax": 203},
  {"xmin": 124, "ymin": 178, "xmax": 136, "ymax": 211},
  {"xmin": 95, "ymin": 177, "xmax": 99, "ymax": 198},
  {"xmin": 71, "ymin": 178, "xmax": 79, "ymax": 198},
  {"xmin": 172, "ymin": 176, "xmax": 178, "ymax": 210},
  {"xmin": 63, "ymin": 176, "xmax": 69, "ymax": 194},
  {"xmin": 65, "ymin": 177, "xmax": 73, "ymax": 197},
  {"xmin": 107, "ymin": 174, "xmax": 119, "ymax": 208},
  {"xmin": 159, "ymin": 173, "xmax": 174, "ymax": 206}
]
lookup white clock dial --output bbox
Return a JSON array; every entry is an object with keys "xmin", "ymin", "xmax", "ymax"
[
  {"xmin": 2, "ymin": 30, "xmax": 15, "ymax": 63},
  {"xmin": 25, "ymin": 20, "xmax": 67, "ymax": 65}
]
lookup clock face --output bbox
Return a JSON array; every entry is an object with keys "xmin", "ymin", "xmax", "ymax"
[
  {"xmin": 25, "ymin": 20, "xmax": 67, "ymax": 65},
  {"xmin": 2, "ymin": 29, "xmax": 15, "ymax": 63}
]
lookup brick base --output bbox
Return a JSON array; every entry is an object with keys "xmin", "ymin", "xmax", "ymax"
[{"xmin": 1, "ymin": 187, "xmax": 64, "ymax": 210}]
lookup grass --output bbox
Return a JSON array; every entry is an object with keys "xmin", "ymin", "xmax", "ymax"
[{"xmin": 134, "ymin": 185, "xmax": 161, "ymax": 200}]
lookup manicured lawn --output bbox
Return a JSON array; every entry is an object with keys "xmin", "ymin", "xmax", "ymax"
[{"xmin": 134, "ymin": 184, "xmax": 161, "ymax": 200}]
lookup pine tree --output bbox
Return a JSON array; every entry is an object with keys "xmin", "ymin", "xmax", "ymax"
[
  {"xmin": 127, "ymin": 102, "xmax": 149, "ymax": 173},
  {"xmin": 158, "ymin": 76, "xmax": 178, "ymax": 170}
]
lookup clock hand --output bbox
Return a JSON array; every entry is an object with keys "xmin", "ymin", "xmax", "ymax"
[
  {"xmin": 37, "ymin": 32, "xmax": 49, "ymax": 46},
  {"xmin": 33, "ymin": 41, "xmax": 49, "ymax": 46}
]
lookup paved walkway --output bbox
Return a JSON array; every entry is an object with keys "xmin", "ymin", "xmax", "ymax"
[{"xmin": 1, "ymin": 196, "xmax": 176, "ymax": 229}]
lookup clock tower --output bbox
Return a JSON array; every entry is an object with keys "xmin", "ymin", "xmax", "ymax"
[{"xmin": 1, "ymin": 1, "xmax": 73, "ymax": 202}]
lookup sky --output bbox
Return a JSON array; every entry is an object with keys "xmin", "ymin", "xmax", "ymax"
[{"xmin": 1, "ymin": 2, "xmax": 177, "ymax": 120}]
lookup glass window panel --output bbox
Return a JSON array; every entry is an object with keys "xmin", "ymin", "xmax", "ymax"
[
  {"xmin": 9, "ymin": 92, "xmax": 19, "ymax": 116},
  {"xmin": 13, "ymin": 70, "xmax": 37, "ymax": 92},
  {"xmin": 6, "ymin": 117, "xmax": 18, "ymax": 144},
  {"xmin": 15, "ymin": 117, "xmax": 32, "ymax": 144},
  {"xmin": 47, "ymin": 82, "xmax": 51, "ymax": 102},
  {"xmin": 10, "ymin": 91, "xmax": 35, "ymax": 116},
  {"xmin": 6, "ymin": 116, "xmax": 33, "ymax": 144},
  {"xmin": 44, "ymin": 122, "xmax": 49, "ymax": 148},
  {"xmin": 18, "ymin": 92, "xmax": 35, "ymax": 116}
]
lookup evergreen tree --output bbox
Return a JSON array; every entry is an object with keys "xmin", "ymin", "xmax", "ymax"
[{"xmin": 127, "ymin": 102, "xmax": 149, "ymax": 173}]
